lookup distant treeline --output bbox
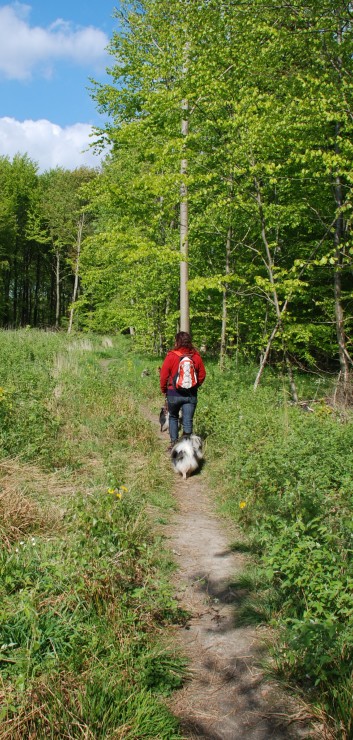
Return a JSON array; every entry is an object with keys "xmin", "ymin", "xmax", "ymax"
[{"xmin": 0, "ymin": 156, "xmax": 96, "ymax": 330}]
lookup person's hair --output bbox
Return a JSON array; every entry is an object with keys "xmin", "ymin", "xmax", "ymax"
[{"xmin": 174, "ymin": 331, "xmax": 194, "ymax": 351}]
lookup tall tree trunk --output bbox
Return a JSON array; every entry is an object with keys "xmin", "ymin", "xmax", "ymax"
[
  {"xmin": 285, "ymin": 352, "xmax": 299, "ymax": 404},
  {"xmin": 55, "ymin": 249, "xmax": 60, "ymax": 329},
  {"xmin": 180, "ymin": 43, "xmax": 190, "ymax": 333},
  {"xmin": 333, "ymin": 134, "xmax": 350, "ymax": 394},
  {"xmin": 13, "ymin": 257, "xmax": 18, "ymax": 326},
  {"xmin": 254, "ymin": 300, "xmax": 288, "ymax": 390},
  {"xmin": 21, "ymin": 246, "xmax": 30, "ymax": 325},
  {"xmin": 253, "ymin": 176, "xmax": 298, "ymax": 399},
  {"xmin": 68, "ymin": 213, "xmax": 84, "ymax": 334},
  {"xmin": 332, "ymin": 23, "xmax": 351, "ymax": 398},
  {"xmin": 33, "ymin": 252, "xmax": 41, "ymax": 327},
  {"xmin": 3, "ymin": 271, "xmax": 10, "ymax": 326},
  {"xmin": 220, "ymin": 226, "xmax": 232, "ymax": 370},
  {"xmin": 333, "ymin": 167, "xmax": 349, "ymax": 387},
  {"xmin": 50, "ymin": 266, "xmax": 55, "ymax": 326}
]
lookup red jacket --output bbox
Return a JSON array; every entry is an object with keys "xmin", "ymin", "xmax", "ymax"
[{"xmin": 160, "ymin": 347, "xmax": 206, "ymax": 395}]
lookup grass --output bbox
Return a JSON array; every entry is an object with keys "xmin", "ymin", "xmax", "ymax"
[
  {"xmin": 0, "ymin": 330, "xmax": 184, "ymax": 739},
  {"xmin": 2, "ymin": 330, "xmax": 353, "ymax": 737},
  {"xmin": 194, "ymin": 358, "xmax": 353, "ymax": 739},
  {"xmin": 95, "ymin": 340, "xmax": 353, "ymax": 734},
  {"xmin": 105, "ymin": 345, "xmax": 353, "ymax": 735}
]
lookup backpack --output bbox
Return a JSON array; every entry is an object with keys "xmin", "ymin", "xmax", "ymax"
[{"xmin": 173, "ymin": 351, "xmax": 198, "ymax": 390}]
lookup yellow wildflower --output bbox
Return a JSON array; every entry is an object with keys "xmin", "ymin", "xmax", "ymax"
[{"xmin": 239, "ymin": 501, "xmax": 247, "ymax": 509}]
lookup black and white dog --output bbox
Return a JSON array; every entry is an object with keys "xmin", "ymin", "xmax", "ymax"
[
  {"xmin": 170, "ymin": 435, "xmax": 203, "ymax": 480},
  {"xmin": 159, "ymin": 406, "xmax": 169, "ymax": 432},
  {"xmin": 159, "ymin": 406, "xmax": 182, "ymax": 433}
]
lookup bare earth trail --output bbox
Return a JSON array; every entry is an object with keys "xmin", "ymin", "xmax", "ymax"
[{"xmin": 142, "ymin": 404, "xmax": 318, "ymax": 740}]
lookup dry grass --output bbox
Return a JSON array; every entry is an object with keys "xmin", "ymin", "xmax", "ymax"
[
  {"xmin": 101, "ymin": 337, "xmax": 114, "ymax": 348},
  {"xmin": 0, "ymin": 674, "xmax": 92, "ymax": 740},
  {"xmin": 332, "ymin": 371, "xmax": 353, "ymax": 409},
  {"xmin": 68, "ymin": 339, "xmax": 93, "ymax": 352},
  {"xmin": 0, "ymin": 459, "xmax": 74, "ymax": 547},
  {"xmin": 52, "ymin": 351, "xmax": 80, "ymax": 378}
]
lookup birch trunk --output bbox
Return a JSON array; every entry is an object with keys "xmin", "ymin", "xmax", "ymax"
[
  {"xmin": 180, "ymin": 118, "xmax": 189, "ymax": 332},
  {"xmin": 254, "ymin": 300, "xmax": 288, "ymax": 390},
  {"xmin": 333, "ymin": 130, "xmax": 350, "ymax": 393},
  {"xmin": 180, "ymin": 43, "xmax": 190, "ymax": 333},
  {"xmin": 220, "ymin": 226, "xmax": 232, "ymax": 370},
  {"xmin": 68, "ymin": 213, "xmax": 84, "ymax": 334},
  {"xmin": 55, "ymin": 249, "xmax": 60, "ymax": 329},
  {"xmin": 33, "ymin": 252, "xmax": 41, "ymax": 326},
  {"xmin": 253, "ymin": 177, "xmax": 298, "ymax": 399},
  {"xmin": 332, "ymin": 24, "xmax": 351, "ymax": 398}
]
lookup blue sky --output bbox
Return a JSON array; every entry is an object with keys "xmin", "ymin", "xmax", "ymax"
[{"xmin": 0, "ymin": 1, "xmax": 120, "ymax": 170}]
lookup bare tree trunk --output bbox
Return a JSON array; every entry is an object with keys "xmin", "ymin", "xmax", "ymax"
[
  {"xmin": 332, "ymin": 24, "xmax": 351, "ymax": 400},
  {"xmin": 254, "ymin": 177, "xmax": 281, "ymax": 316},
  {"xmin": 180, "ymin": 136, "xmax": 189, "ymax": 332},
  {"xmin": 220, "ymin": 226, "xmax": 232, "ymax": 370},
  {"xmin": 285, "ymin": 352, "xmax": 299, "ymax": 404},
  {"xmin": 235, "ymin": 312, "xmax": 239, "ymax": 367},
  {"xmin": 254, "ymin": 300, "xmax": 288, "ymax": 390},
  {"xmin": 13, "ymin": 257, "xmax": 18, "ymax": 326},
  {"xmin": 180, "ymin": 43, "xmax": 190, "ymax": 333},
  {"xmin": 253, "ymin": 177, "xmax": 298, "ymax": 399},
  {"xmin": 68, "ymin": 213, "xmax": 84, "ymax": 334},
  {"xmin": 3, "ymin": 271, "xmax": 10, "ymax": 326},
  {"xmin": 55, "ymin": 249, "xmax": 60, "ymax": 329},
  {"xmin": 333, "ymin": 124, "xmax": 350, "ymax": 391}
]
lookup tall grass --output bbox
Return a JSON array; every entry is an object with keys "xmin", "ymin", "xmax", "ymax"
[
  {"xmin": 196, "ymin": 360, "xmax": 353, "ymax": 738},
  {"xmin": 108, "ymin": 341, "xmax": 353, "ymax": 736},
  {"xmin": 0, "ymin": 330, "xmax": 184, "ymax": 739},
  {"xmin": 97, "ymin": 343, "xmax": 353, "ymax": 734},
  {"xmin": 3, "ymin": 330, "xmax": 352, "ymax": 737}
]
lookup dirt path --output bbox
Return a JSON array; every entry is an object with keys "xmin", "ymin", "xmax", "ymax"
[{"xmin": 143, "ymin": 404, "xmax": 318, "ymax": 740}]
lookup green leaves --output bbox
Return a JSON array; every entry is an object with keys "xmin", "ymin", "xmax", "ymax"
[{"xmin": 76, "ymin": 0, "xmax": 353, "ymax": 368}]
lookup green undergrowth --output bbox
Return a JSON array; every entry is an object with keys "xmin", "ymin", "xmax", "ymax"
[
  {"xmin": 0, "ymin": 330, "xmax": 185, "ymax": 739},
  {"xmin": 197, "ymin": 361, "xmax": 353, "ymax": 738},
  {"xmin": 104, "ymin": 342, "xmax": 353, "ymax": 736},
  {"xmin": 3, "ymin": 330, "xmax": 353, "ymax": 737}
]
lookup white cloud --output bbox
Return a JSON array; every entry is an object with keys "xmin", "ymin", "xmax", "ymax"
[
  {"xmin": 0, "ymin": 3, "xmax": 109, "ymax": 80},
  {"xmin": 0, "ymin": 117, "xmax": 105, "ymax": 171}
]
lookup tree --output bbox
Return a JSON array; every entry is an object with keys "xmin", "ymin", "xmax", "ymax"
[
  {"xmin": 83, "ymin": 0, "xmax": 353, "ymax": 388},
  {"xmin": 39, "ymin": 167, "xmax": 96, "ymax": 329}
]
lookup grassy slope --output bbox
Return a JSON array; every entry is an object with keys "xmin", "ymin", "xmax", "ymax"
[
  {"xmin": 101, "ymin": 344, "xmax": 353, "ymax": 736},
  {"xmin": 1, "ymin": 332, "xmax": 353, "ymax": 738},
  {"xmin": 0, "ymin": 332, "xmax": 185, "ymax": 739},
  {"xmin": 85, "ymin": 344, "xmax": 353, "ymax": 737}
]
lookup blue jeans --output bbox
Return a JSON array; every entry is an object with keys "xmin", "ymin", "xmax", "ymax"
[{"xmin": 167, "ymin": 393, "xmax": 197, "ymax": 441}]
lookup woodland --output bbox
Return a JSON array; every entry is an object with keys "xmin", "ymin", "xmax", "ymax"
[{"xmin": 0, "ymin": 0, "xmax": 352, "ymax": 393}]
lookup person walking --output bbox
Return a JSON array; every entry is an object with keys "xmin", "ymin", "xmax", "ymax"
[{"xmin": 160, "ymin": 331, "xmax": 206, "ymax": 449}]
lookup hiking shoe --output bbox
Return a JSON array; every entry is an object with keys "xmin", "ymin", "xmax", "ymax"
[{"xmin": 167, "ymin": 440, "xmax": 177, "ymax": 452}]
